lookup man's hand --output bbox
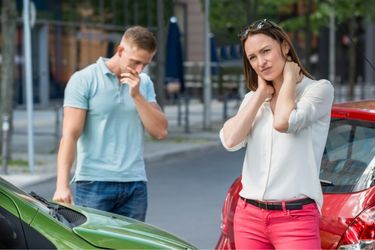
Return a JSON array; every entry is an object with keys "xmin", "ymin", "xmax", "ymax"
[
  {"xmin": 120, "ymin": 66, "xmax": 141, "ymax": 97},
  {"xmin": 53, "ymin": 187, "xmax": 74, "ymax": 205}
]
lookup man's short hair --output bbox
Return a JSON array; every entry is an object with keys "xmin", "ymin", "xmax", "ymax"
[{"xmin": 122, "ymin": 26, "xmax": 157, "ymax": 53}]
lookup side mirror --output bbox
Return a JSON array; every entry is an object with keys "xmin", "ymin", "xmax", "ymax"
[{"xmin": 0, "ymin": 215, "xmax": 18, "ymax": 248}]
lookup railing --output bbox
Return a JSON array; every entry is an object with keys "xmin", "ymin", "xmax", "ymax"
[
  {"xmin": 12, "ymin": 104, "xmax": 62, "ymax": 154},
  {"xmin": 10, "ymin": 63, "xmax": 375, "ymax": 151},
  {"xmin": 167, "ymin": 62, "xmax": 375, "ymax": 132}
]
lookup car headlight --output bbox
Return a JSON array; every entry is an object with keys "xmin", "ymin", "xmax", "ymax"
[
  {"xmin": 338, "ymin": 240, "xmax": 375, "ymax": 250},
  {"xmin": 337, "ymin": 206, "xmax": 374, "ymax": 250}
]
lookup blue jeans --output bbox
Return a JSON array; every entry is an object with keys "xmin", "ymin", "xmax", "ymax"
[{"xmin": 74, "ymin": 181, "xmax": 147, "ymax": 222}]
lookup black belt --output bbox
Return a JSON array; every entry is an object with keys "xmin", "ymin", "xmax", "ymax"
[{"xmin": 240, "ymin": 196, "xmax": 315, "ymax": 210}]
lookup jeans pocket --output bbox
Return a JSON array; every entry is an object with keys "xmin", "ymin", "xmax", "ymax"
[
  {"xmin": 288, "ymin": 203, "xmax": 319, "ymax": 222},
  {"xmin": 75, "ymin": 181, "xmax": 98, "ymax": 207},
  {"xmin": 76, "ymin": 181, "xmax": 95, "ymax": 187}
]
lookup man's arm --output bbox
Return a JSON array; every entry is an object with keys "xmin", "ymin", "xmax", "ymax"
[
  {"xmin": 53, "ymin": 107, "xmax": 86, "ymax": 204},
  {"xmin": 133, "ymin": 95, "xmax": 168, "ymax": 140},
  {"xmin": 120, "ymin": 67, "xmax": 168, "ymax": 140}
]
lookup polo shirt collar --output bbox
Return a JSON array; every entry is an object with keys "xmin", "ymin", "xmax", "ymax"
[{"xmin": 97, "ymin": 57, "xmax": 115, "ymax": 76}]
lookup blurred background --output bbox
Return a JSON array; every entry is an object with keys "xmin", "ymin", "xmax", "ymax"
[
  {"xmin": 1, "ymin": 0, "xmax": 375, "ymax": 165},
  {"xmin": 1, "ymin": 0, "xmax": 375, "ymax": 108}
]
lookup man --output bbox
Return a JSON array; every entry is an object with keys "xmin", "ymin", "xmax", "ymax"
[{"xmin": 52, "ymin": 26, "xmax": 168, "ymax": 222}]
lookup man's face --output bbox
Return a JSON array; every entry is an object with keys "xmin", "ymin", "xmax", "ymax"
[{"xmin": 119, "ymin": 42, "xmax": 155, "ymax": 74}]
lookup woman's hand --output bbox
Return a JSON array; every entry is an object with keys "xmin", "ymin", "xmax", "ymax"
[
  {"xmin": 283, "ymin": 60, "xmax": 303, "ymax": 84},
  {"xmin": 257, "ymin": 75, "xmax": 274, "ymax": 100}
]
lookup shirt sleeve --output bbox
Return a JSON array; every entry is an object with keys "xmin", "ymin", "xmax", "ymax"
[
  {"xmin": 63, "ymin": 72, "xmax": 90, "ymax": 110},
  {"xmin": 140, "ymin": 73, "xmax": 157, "ymax": 103},
  {"xmin": 287, "ymin": 79, "xmax": 334, "ymax": 134},
  {"xmin": 219, "ymin": 128, "xmax": 247, "ymax": 151},
  {"xmin": 219, "ymin": 92, "xmax": 253, "ymax": 151}
]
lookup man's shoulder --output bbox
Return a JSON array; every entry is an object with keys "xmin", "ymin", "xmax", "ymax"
[
  {"xmin": 68, "ymin": 63, "xmax": 101, "ymax": 88},
  {"xmin": 139, "ymin": 72, "xmax": 151, "ymax": 82},
  {"xmin": 74, "ymin": 63, "xmax": 99, "ymax": 78}
]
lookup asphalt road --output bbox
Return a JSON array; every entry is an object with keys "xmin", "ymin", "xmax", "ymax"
[{"xmin": 24, "ymin": 147, "xmax": 245, "ymax": 249}]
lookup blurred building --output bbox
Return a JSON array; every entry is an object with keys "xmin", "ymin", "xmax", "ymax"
[
  {"xmin": 2, "ymin": 0, "xmax": 374, "ymax": 108},
  {"xmin": 173, "ymin": 0, "xmax": 204, "ymax": 62}
]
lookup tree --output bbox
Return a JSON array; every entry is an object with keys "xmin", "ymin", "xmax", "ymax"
[
  {"xmin": 209, "ymin": 0, "xmax": 375, "ymax": 100},
  {"xmin": 1, "ymin": 0, "xmax": 17, "ymax": 166},
  {"xmin": 330, "ymin": 0, "xmax": 375, "ymax": 99}
]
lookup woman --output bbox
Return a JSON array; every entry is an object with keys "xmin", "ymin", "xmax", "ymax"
[{"xmin": 220, "ymin": 19, "xmax": 334, "ymax": 249}]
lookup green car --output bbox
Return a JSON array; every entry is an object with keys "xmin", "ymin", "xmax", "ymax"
[{"xmin": 0, "ymin": 177, "xmax": 197, "ymax": 249}]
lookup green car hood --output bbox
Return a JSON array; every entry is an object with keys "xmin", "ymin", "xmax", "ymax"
[{"xmin": 71, "ymin": 206, "xmax": 196, "ymax": 249}]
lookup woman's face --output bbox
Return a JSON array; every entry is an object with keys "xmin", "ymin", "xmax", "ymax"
[{"xmin": 244, "ymin": 33, "xmax": 287, "ymax": 83}]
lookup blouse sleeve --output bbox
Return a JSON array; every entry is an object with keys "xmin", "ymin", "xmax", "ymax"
[
  {"xmin": 219, "ymin": 92, "xmax": 253, "ymax": 151},
  {"xmin": 287, "ymin": 79, "xmax": 334, "ymax": 134}
]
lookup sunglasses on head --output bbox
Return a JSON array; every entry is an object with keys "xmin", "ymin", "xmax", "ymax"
[{"xmin": 239, "ymin": 19, "xmax": 279, "ymax": 40}]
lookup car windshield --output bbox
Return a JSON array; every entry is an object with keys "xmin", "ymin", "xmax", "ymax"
[{"xmin": 320, "ymin": 118, "xmax": 375, "ymax": 193}]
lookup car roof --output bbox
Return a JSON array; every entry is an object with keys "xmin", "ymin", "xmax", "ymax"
[{"xmin": 331, "ymin": 99, "xmax": 375, "ymax": 122}]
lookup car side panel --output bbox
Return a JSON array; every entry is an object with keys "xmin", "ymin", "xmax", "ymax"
[
  {"xmin": 0, "ymin": 194, "xmax": 27, "ymax": 249},
  {"xmin": 29, "ymin": 211, "xmax": 96, "ymax": 249},
  {"xmin": 320, "ymin": 188, "xmax": 375, "ymax": 249}
]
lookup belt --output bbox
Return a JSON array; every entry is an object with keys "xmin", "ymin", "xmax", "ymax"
[{"xmin": 240, "ymin": 196, "xmax": 315, "ymax": 210}]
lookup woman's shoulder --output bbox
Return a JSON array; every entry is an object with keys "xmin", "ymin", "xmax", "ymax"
[
  {"xmin": 309, "ymin": 77, "xmax": 331, "ymax": 85},
  {"xmin": 297, "ymin": 77, "xmax": 334, "ymax": 103},
  {"xmin": 242, "ymin": 91, "xmax": 257, "ymax": 102},
  {"xmin": 301, "ymin": 77, "xmax": 334, "ymax": 92}
]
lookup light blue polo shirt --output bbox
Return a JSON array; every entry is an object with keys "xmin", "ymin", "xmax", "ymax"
[{"xmin": 64, "ymin": 57, "xmax": 156, "ymax": 182}]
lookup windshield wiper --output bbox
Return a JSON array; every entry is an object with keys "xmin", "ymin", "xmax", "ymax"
[
  {"xmin": 29, "ymin": 191, "xmax": 72, "ymax": 227},
  {"xmin": 29, "ymin": 191, "xmax": 50, "ymax": 205},
  {"xmin": 320, "ymin": 179, "xmax": 335, "ymax": 186}
]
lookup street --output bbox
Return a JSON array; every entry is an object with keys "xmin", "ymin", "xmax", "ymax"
[{"xmin": 24, "ymin": 146, "xmax": 245, "ymax": 249}]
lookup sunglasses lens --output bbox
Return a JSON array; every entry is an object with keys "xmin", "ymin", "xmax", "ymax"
[
  {"xmin": 240, "ymin": 19, "xmax": 276, "ymax": 40},
  {"xmin": 252, "ymin": 19, "xmax": 267, "ymax": 30}
]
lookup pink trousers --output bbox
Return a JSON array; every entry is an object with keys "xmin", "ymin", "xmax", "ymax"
[{"xmin": 233, "ymin": 197, "xmax": 321, "ymax": 249}]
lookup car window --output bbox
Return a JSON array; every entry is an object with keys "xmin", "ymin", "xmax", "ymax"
[{"xmin": 320, "ymin": 118, "xmax": 375, "ymax": 193}]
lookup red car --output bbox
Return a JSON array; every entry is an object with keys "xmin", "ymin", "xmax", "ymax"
[{"xmin": 216, "ymin": 100, "xmax": 375, "ymax": 250}]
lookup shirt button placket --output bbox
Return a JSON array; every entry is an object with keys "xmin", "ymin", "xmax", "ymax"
[{"xmin": 261, "ymin": 110, "xmax": 273, "ymax": 200}]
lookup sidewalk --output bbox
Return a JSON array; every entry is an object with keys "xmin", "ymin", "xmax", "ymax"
[{"xmin": 1, "ymin": 99, "xmax": 239, "ymax": 188}]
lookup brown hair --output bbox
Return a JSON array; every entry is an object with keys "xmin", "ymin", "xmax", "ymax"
[
  {"xmin": 122, "ymin": 26, "xmax": 157, "ymax": 53},
  {"xmin": 240, "ymin": 19, "xmax": 313, "ymax": 91}
]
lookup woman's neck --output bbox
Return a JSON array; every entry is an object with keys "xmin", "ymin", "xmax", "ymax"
[{"xmin": 272, "ymin": 76, "xmax": 284, "ymax": 95}]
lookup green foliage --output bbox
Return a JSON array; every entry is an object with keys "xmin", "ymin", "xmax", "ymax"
[
  {"xmin": 331, "ymin": 0, "xmax": 375, "ymax": 24},
  {"xmin": 257, "ymin": 0, "xmax": 296, "ymax": 19},
  {"xmin": 0, "ymin": 157, "xmax": 28, "ymax": 167},
  {"xmin": 35, "ymin": 0, "xmax": 174, "ymax": 28},
  {"xmin": 209, "ymin": 0, "xmax": 248, "ymax": 44},
  {"xmin": 280, "ymin": 2, "xmax": 330, "ymax": 34},
  {"xmin": 209, "ymin": 0, "xmax": 302, "ymax": 44},
  {"xmin": 208, "ymin": 0, "xmax": 375, "ymax": 45}
]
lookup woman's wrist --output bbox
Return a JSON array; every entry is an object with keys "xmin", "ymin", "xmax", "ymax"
[{"xmin": 255, "ymin": 87, "xmax": 273, "ymax": 101}]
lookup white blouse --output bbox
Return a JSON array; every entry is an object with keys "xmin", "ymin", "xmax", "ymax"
[{"xmin": 220, "ymin": 77, "xmax": 334, "ymax": 210}]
